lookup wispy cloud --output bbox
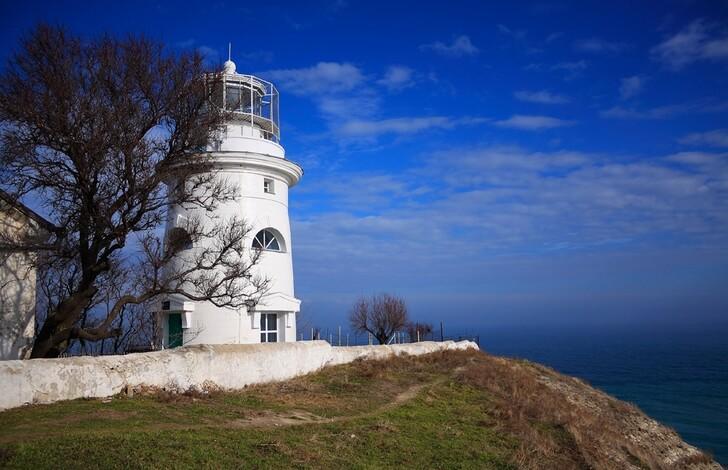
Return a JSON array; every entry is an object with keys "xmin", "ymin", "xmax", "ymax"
[
  {"xmin": 497, "ymin": 24, "xmax": 527, "ymax": 41},
  {"xmin": 545, "ymin": 32, "xmax": 564, "ymax": 44},
  {"xmin": 317, "ymin": 94, "xmax": 379, "ymax": 120},
  {"xmin": 261, "ymin": 62, "xmax": 365, "ymax": 95},
  {"xmin": 376, "ymin": 65, "xmax": 416, "ymax": 91},
  {"xmin": 678, "ymin": 129, "xmax": 728, "ymax": 148},
  {"xmin": 600, "ymin": 100, "xmax": 728, "ymax": 120},
  {"xmin": 496, "ymin": 24, "xmax": 545, "ymax": 54},
  {"xmin": 294, "ymin": 142, "xmax": 728, "ymax": 323},
  {"xmin": 259, "ymin": 62, "xmax": 374, "ymax": 121},
  {"xmin": 335, "ymin": 116, "xmax": 485, "ymax": 138},
  {"xmin": 260, "ymin": 62, "xmax": 484, "ymax": 143},
  {"xmin": 574, "ymin": 38, "xmax": 629, "ymax": 54},
  {"xmin": 294, "ymin": 145, "xmax": 728, "ymax": 293},
  {"xmin": 420, "ymin": 35, "xmax": 479, "ymax": 57},
  {"xmin": 619, "ymin": 75, "xmax": 646, "ymax": 100},
  {"xmin": 514, "ymin": 90, "xmax": 570, "ymax": 104},
  {"xmin": 601, "ymin": 105, "xmax": 683, "ymax": 120},
  {"xmin": 651, "ymin": 19, "xmax": 728, "ymax": 70},
  {"xmin": 551, "ymin": 60, "xmax": 587, "ymax": 80},
  {"xmin": 494, "ymin": 115, "xmax": 575, "ymax": 130}
]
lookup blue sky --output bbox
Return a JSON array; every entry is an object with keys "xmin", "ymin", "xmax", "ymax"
[{"xmin": 2, "ymin": 1, "xmax": 728, "ymax": 330}]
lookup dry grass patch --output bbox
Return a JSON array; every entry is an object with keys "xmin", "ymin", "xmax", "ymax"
[{"xmin": 456, "ymin": 351, "xmax": 718, "ymax": 470}]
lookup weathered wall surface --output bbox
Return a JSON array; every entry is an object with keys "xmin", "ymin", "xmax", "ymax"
[
  {"xmin": 0, "ymin": 340, "xmax": 477, "ymax": 411},
  {"xmin": 0, "ymin": 200, "xmax": 45, "ymax": 361}
]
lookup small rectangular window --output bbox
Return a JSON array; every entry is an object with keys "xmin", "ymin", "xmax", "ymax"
[
  {"xmin": 260, "ymin": 313, "xmax": 278, "ymax": 343},
  {"xmin": 263, "ymin": 178, "xmax": 275, "ymax": 194}
]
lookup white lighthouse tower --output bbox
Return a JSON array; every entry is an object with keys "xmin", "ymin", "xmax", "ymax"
[{"xmin": 159, "ymin": 58, "xmax": 303, "ymax": 348}]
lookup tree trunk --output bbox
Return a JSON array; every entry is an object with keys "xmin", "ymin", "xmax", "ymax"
[{"xmin": 30, "ymin": 287, "xmax": 97, "ymax": 358}]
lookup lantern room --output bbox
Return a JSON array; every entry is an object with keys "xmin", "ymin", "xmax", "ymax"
[{"xmin": 210, "ymin": 59, "xmax": 280, "ymax": 143}]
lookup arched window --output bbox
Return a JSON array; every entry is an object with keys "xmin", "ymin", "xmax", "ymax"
[{"xmin": 252, "ymin": 229, "xmax": 283, "ymax": 251}]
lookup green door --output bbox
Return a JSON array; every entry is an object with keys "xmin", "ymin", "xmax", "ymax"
[{"xmin": 168, "ymin": 313, "xmax": 183, "ymax": 348}]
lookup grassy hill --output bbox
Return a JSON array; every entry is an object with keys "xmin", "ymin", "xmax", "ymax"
[{"xmin": 0, "ymin": 349, "xmax": 719, "ymax": 469}]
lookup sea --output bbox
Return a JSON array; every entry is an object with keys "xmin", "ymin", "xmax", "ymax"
[{"xmin": 462, "ymin": 323, "xmax": 728, "ymax": 466}]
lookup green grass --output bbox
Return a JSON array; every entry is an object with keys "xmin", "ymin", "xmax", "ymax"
[
  {"xmin": 2, "ymin": 349, "xmax": 708, "ymax": 469},
  {"xmin": 0, "ymin": 352, "xmax": 518, "ymax": 469}
]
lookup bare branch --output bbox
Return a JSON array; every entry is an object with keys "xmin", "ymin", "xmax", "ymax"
[
  {"xmin": 0, "ymin": 25, "xmax": 261, "ymax": 358},
  {"xmin": 349, "ymin": 294, "xmax": 409, "ymax": 344}
]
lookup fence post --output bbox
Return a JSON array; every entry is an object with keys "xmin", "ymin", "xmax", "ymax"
[
  {"xmin": 440, "ymin": 322, "xmax": 444, "ymax": 341},
  {"xmin": 338, "ymin": 326, "xmax": 341, "ymax": 346}
]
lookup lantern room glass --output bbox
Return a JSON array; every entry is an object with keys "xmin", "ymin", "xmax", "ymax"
[{"xmin": 210, "ymin": 73, "xmax": 280, "ymax": 143}]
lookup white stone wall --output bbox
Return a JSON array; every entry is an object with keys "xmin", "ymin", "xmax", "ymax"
[{"xmin": 0, "ymin": 340, "xmax": 478, "ymax": 411}]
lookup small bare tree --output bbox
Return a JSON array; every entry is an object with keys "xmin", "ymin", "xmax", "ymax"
[
  {"xmin": 0, "ymin": 25, "xmax": 268, "ymax": 358},
  {"xmin": 405, "ymin": 321, "xmax": 433, "ymax": 342},
  {"xmin": 349, "ymin": 294, "xmax": 408, "ymax": 345}
]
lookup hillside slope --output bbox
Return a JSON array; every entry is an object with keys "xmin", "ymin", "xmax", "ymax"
[{"xmin": 0, "ymin": 349, "xmax": 720, "ymax": 469}]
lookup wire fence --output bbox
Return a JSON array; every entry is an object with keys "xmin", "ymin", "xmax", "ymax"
[{"xmin": 297, "ymin": 325, "xmax": 480, "ymax": 348}]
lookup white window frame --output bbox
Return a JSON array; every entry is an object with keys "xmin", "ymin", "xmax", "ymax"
[
  {"xmin": 260, "ymin": 313, "xmax": 278, "ymax": 343},
  {"xmin": 263, "ymin": 178, "xmax": 275, "ymax": 194},
  {"xmin": 252, "ymin": 229, "xmax": 283, "ymax": 252}
]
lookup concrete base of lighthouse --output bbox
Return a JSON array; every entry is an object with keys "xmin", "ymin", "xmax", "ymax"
[{"xmin": 157, "ymin": 293, "xmax": 300, "ymax": 348}]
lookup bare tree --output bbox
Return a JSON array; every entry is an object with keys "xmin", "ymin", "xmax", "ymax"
[
  {"xmin": 405, "ymin": 321, "xmax": 433, "ymax": 342},
  {"xmin": 0, "ymin": 25, "xmax": 268, "ymax": 358},
  {"xmin": 349, "ymin": 294, "xmax": 408, "ymax": 345}
]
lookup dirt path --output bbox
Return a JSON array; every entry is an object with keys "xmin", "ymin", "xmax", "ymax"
[{"xmin": 228, "ymin": 381, "xmax": 433, "ymax": 429}]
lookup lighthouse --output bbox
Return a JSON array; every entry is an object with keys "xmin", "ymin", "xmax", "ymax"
[{"xmin": 158, "ymin": 58, "xmax": 303, "ymax": 347}]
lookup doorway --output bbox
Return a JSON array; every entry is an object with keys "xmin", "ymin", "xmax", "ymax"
[{"xmin": 168, "ymin": 313, "xmax": 183, "ymax": 347}]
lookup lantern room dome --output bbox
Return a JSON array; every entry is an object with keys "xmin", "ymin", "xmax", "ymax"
[{"xmin": 223, "ymin": 59, "xmax": 236, "ymax": 74}]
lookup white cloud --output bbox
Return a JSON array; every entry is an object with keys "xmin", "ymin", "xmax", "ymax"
[
  {"xmin": 377, "ymin": 66, "xmax": 415, "ymax": 91},
  {"xmin": 600, "ymin": 105, "xmax": 679, "ymax": 119},
  {"xmin": 678, "ymin": 129, "xmax": 728, "ymax": 148},
  {"xmin": 514, "ymin": 90, "xmax": 570, "ymax": 104},
  {"xmin": 317, "ymin": 94, "xmax": 379, "ymax": 120},
  {"xmin": 666, "ymin": 151, "xmax": 728, "ymax": 166},
  {"xmin": 651, "ymin": 19, "xmax": 728, "ymax": 70},
  {"xmin": 261, "ymin": 62, "xmax": 365, "ymax": 95},
  {"xmin": 293, "ymin": 144, "xmax": 728, "ymax": 322},
  {"xmin": 497, "ymin": 24, "xmax": 527, "ymax": 40},
  {"xmin": 550, "ymin": 60, "xmax": 587, "ymax": 79},
  {"xmin": 336, "ymin": 116, "xmax": 484, "ymax": 138},
  {"xmin": 619, "ymin": 75, "xmax": 646, "ymax": 100},
  {"xmin": 259, "ymin": 62, "xmax": 375, "ymax": 122},
  {"xmin": 494, "ymin": 115, "xmax": 575, "ymax": 130},
  {"xmin": 574, "ymin": 38, "xmax": 628, "ymax": 54},
  {"xmin": 600, "ymin": 100, "xmax": 728, "ymax": 120},
  {"xmin": 295, "ymin": 145, "xmax": 728, "ymax": 279},
  {"xmin": 420, "ymin": 35, "xmax": 479, "ymax": 57}
]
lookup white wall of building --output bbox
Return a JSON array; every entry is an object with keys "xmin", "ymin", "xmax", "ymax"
[{"xmin": 0, "ymin": 200, "xmax": 48, "ymax": 360}]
